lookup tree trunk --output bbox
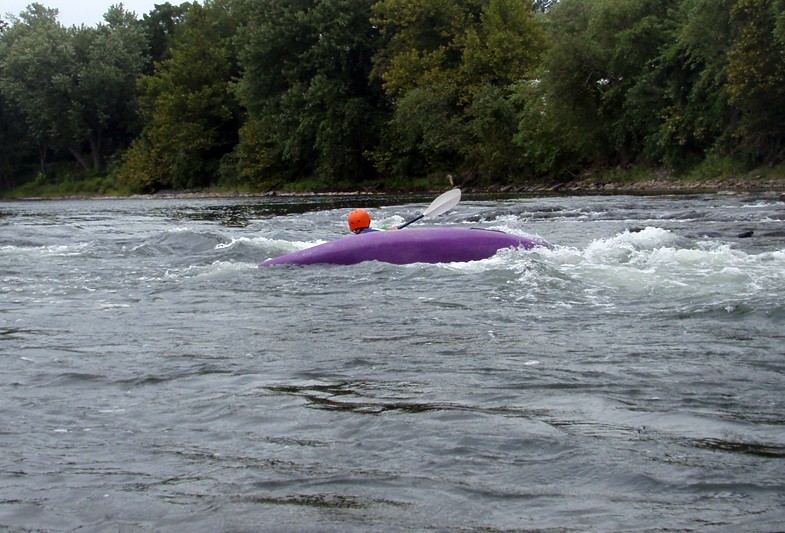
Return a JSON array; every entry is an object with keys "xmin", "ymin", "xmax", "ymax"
[
  {"xmin": 68, "ymin": 146, "xmax": 91, "ymax": 171},
  {"xmin": 38, "ymin": 143, "xmax": 47, "ymax": 175},
  {"xmin": 0, "ymin": 165, "xmax": 10, "ymax": 190},
  {"xmin": 89, "ymin": 131, "xmax": 103, "ymax": 170}
]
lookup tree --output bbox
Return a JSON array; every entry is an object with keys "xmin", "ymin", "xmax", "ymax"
[
  {"xmin": 371, "ymin": 0, "xmax": 545, "ymax": 183},
  {"xmin": 647, "ymin": 0, "xmax": 735, "ymax": 169},
  {"xmin": 725, "ymin": 0, "xmax": 785, "ymax": 163},
  {"xmin": 0, "ymin": 16, "xmax": 36, "ymax": 189},
  {"xmin": 141, "ymin": 1, "xmax": 193, "ymax": 72},
  {"xmin": 459, "ymin": 0, "xmax": 546, "ymax": 180},
  {"xmin": 67, "ymin": 7, "xmax": 148, "ymax": 170},
  {"xmin": 460, "ymin": 0, "xmax": 545, "ymax": 98},
  {"xmin": 371, "ymin": 0, "xmax": 481, "ymax": 100},
  {"xmin": 118, "ymin": 0, "xmax": 240, "ymax": 191},
  {"xmin": 0, "ymin": 92, "xmax": 36, "ymax": 190},
  {"xmin": 462, "ymin": 85, "xmax": 524, "ymax": 179},
  {"xmin": 0, "ymin": 4, "xmax": 73, "ymax": 173},
  {"xmin": 0, "ymin": 4, "xmax": 147, "ymax": 173},
  {"xmin": 518, "ymin": 0, "xmax": 678, "ymax": 174},
  {"xmin": 233, "ymin": 0, "xmax": 385, "ymax": 188}
]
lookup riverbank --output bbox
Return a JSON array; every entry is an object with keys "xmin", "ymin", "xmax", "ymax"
[
  {"xmin": 4, "ymin": 170, "xmax": 785, "ymax": 201},
  {"xmin": 107, "ymin": 174, "xmax": 785, "ymax": 200},
  {"xmin": 536, "ymin": 172, "xmax": 785, "ymax": 195}
]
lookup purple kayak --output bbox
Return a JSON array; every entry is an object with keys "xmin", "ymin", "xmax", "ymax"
[{"xmin": 260, "ymin": 227, "xmax": 546, "ymax": 266}]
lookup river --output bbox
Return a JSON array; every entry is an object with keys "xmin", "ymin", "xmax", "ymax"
[{"xmin": 1, "ymin": 192, "xmax": 784, "ymax": 531}]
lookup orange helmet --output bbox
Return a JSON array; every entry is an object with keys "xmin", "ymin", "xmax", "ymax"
[{"xmin": 347, "ymin": 209, "xmax": 371, "ymax": 233}]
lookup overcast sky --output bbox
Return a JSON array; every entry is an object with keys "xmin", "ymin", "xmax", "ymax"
[{"xmin": 3, "ymin": 0, "xmax": 161, "ymax": 27}]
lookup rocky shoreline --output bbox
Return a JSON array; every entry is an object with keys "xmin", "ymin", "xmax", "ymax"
[
  {"xmin": 6, "ymin": 174, "xmax": 785, "ymax": 201},
  {"xmin": 148, "ymin": 175, "xmax": 785, "ymax": 200},
  {"xmin": 544, "ymin": 175, "xmax": 785, "ymax": 195}
]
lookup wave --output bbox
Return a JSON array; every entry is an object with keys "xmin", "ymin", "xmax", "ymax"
[
  {"xmin": 523, "ymin": 227, "xmax": 784, "ymax": 313},
  {"xmin": 164, "ymin": 260, "xmax": 258, "ymax": 280},
  {"xmin": 550, "ymin": 226, "xmax": 782, "ymax": 283},
  {"xmin": 130, "ymin": 227, "xmax": 229, "ymax": 256},
  {"xmin": 215, "ymin": 235, "xmax": 323, "ymax": 255},
  {"xmin": 409, "ymin": 226, "xmax": 784, "ymax": 315},
  {"xmin": 0, "ymin": 241, "xmax": 94, "ymax": 257}
]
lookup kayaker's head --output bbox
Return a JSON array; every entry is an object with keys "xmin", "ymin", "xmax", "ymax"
[{"xmin": 347, "ymin": 209, "xmax": 371, "ymax": 234}]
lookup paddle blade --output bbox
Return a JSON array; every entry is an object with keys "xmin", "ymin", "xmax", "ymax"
[
  {"xmin": 422, "ymin": 188, "xmax": 461, "ymax": 218},
  {"xmin": 397, "ymin": 188, "xmax": 462, "ymax": 229}
]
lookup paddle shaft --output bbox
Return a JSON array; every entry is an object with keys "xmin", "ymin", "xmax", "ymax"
[{"xmin": 397, "ymin": 214, "xmax": 423, "ymax": 229}]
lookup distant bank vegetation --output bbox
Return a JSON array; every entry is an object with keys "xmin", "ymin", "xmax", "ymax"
[{"xmin": 2, "ymin": 0, "xmax": 785, "ymax": 198}]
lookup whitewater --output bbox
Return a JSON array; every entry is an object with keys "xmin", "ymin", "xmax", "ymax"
[{"xmin": 1, "ymin": 192, "xmax": 784, "ymax": 531}]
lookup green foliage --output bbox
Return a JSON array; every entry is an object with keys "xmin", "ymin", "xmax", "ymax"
[
  {"xmin": 5, "ymin": 0, "xmax": 785, "ymax": 194},
  {"xmin": 459, "ymin": 0, "xmax": 545, "ymax": 99},
  {"xmin": 372, "ymin": 0, "xmax": 545, "ymax": 182},
  {"xmin": 644, "ymin": 0, "xmax": 734, "ymax": 169},
  {"xmin": 372, "ymin": 0, "xmax": 544, "ymax": 103},
  {"xmin": 140, "ymin": 2, "xmax": 194, "ymax": 71},
  {"xmin": 388, "ymin": 86, "xmax": 465, "ymax": 176},
  {"xmin": 0, "ymin": 4, "xmax": 147, "ymax": 176},
  {"xmin": 68, "ymin": 8, "xmax": 149, "ymax": 168},
  {"xmin": 462, "ymin": 85, "xmax": 527, "ymax": 181},
  {"xmin": 118, "ymin": 0, "xmax": 241, "ymax": 192},
  {"xmin": 1, "ymin": 171, "xmax": 133, "ymax": 198},
  {"xmin": 371, "ymin": 0, "xmax": 477, "ymax": 99},
  {"xmin": 725, "ymin": 0, "xmax": 785, "ymax": 163},
  {"xmin": 517, "ymin": 0, "xmax": 602, "ymax": 172},
  {"xmin": 0, "ymin": 92, "xmax": 36, "ymax": 190},
  {"xmin": 233, "ymin": 0, "xmax": 385, "ymax": 188},
  {"xmin": 683, "ymin": 153, "xmax": 748, "ymax": 182},
  {"xmin": 0, "ymin": 5, "xmax": 74, "ymax": 163},
  {"xmin": 512, "ymin": 77, "xmax": 581, "ymax": 177},
  {"xmin": 636, "ymin": 0, "xmax": 785, "ymax": 169},
  {"xmin": 530, "ymin": 0, "xmax": 680, "ymax": 171}
]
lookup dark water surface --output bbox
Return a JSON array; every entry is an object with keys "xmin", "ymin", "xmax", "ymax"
[{"xmin": 2, "ymin": 193, "xmax": 784, "ymax": 532}]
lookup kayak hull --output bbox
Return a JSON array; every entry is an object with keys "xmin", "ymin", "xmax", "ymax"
[{"xmin": 259, "ymin": 227, "xmax": 545, "ymax": 266}]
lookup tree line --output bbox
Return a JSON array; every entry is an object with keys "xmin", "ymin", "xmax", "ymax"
[{"xmin": 1, "ymin": 0, "xmax": 784, "ymax": 194}]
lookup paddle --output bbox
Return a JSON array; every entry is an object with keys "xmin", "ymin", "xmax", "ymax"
[{"xmin": 397, "ymin": 188, "xmax": 462, "ymax": 229}]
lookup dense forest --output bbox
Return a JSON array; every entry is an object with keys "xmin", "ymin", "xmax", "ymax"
[{"xmin": 2, "ymin": 0, "xmax": 785, "ymax": 196}]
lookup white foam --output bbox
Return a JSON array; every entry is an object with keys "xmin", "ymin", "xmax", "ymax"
[
  {"xmin": 1, "ymin": 242, "xmax": 93, "ymax": 257},
  {"xmin": 218, "ymin": 236, "xmax": 324, "ymax": 253},
  {"xmin": 522, "ymin": 227, "xmax": 785, "ymax": 303},
  {"xmin": 164, "ymin": 260, "xmax": 259, "ymax": 280}
]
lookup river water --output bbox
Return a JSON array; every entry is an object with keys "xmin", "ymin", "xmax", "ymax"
[{"xmin": 1, "ymin": 192, "xmax": 784, "ymax": 532}]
